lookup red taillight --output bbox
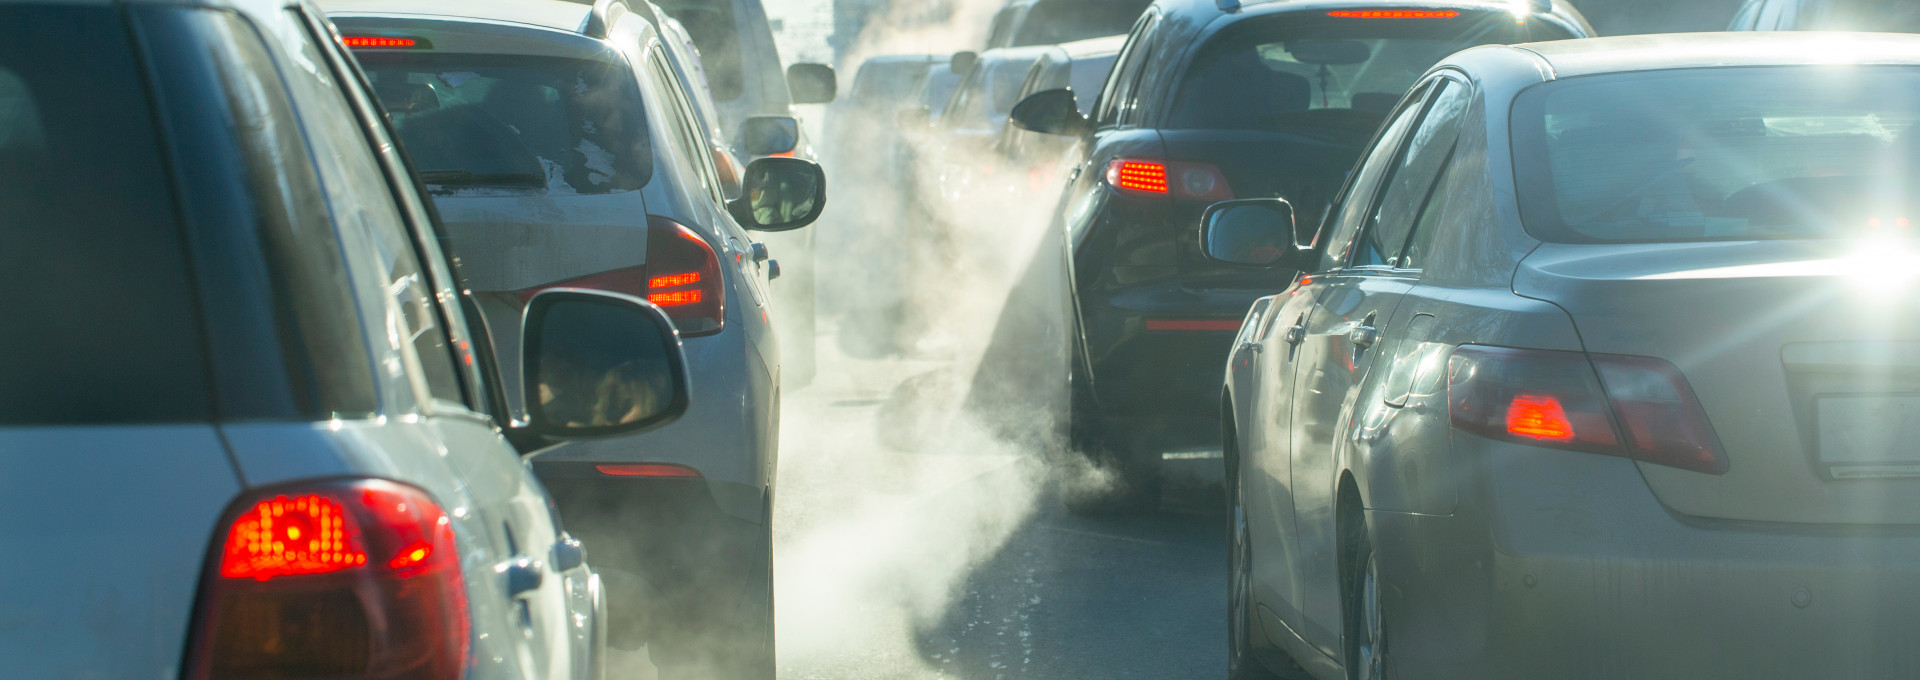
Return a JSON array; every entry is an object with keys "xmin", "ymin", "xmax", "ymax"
[
  {"xmin": 512, "ymin": 217, "xmax": 724, "ymax": 336},
  {"xmin": 1327, "ymin": 9, "xmax": 1460, "ymax": 18},
  {"xmin": 1105, "ymin": 159, "xmax": 1233, "ymax": 201},
  {"xmin": 188, "ymin": 480, "xmax": 468, "ymax": 680},
  {"xmin": 342, "ymin": 36, "xmax": 420, "ymax": 48},
  {"xmin": 1448, "ymin": 346, "xmax": 1727, "ymax": 474},
  {"xmin": 595, "ymin": 463, "xmax": 702, "ymax": 477}
]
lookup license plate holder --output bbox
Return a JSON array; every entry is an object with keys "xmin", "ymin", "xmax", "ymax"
[{"xmin": 1817, "ymin": 395, "xmax": 1920, "ymax": 479}]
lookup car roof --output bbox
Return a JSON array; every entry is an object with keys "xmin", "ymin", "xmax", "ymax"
[
  {"xmin": 1151, "ymin": 0, "xmax": 1587, "ymax": 32},
  {"xmin": 1057, "ymin": 34, "xmax": 1126, "ymax": 58},
  {"xmin": 320, "ymin": 0, "xmax": 592, "ymax": 33},
  {"xmin": 1511, "ymin": 31, "xmax": 1920, "ymax": 79}
]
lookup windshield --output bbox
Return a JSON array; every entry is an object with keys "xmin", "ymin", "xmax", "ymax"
[
  {"xmin": 1168, "ymin": 11, "xmax": 1573, "ymax": 137},
  {"xmin": 660, "ymin": 0, "xmax": 745, "ymax": 102},
  {"xmin": 357, "ymin": 53, "xmax": 652, "ymax": 195},
  {"xmin": 1513, "ymin": 66, "xmax": 1920, "ymax": 244},
  {"xmin": 1010, "ymin": 0, "xmax": 1154, "ymax": 47},
  {"xmin": 1788, "ymin": 0, "xmax": 1920, "ymax": 31}
]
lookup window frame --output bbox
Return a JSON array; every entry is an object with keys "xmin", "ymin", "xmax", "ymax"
[
  {"xmin": 1349, "ymin": 72, "xmax": 1471, "ymax": 272},
  {"xmin": 1092, "ymin": 10, "xmax": 1158, "ymax": 128},
  {"xmin": 1311, "ymin": 80, "xmax": 1436, "ymax": 273}
]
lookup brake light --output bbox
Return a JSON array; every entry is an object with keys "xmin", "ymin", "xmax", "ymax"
[
  {"xmin": 187, "ymin": 480, "xmax": 468, "ymax": 680},
  {"xmin": 644, "ymin": 216, "xmax": 725, "ymax": 335},
  {"xmin": 1448, "ymin": 346, "xmax": 1727, "ymax": 474},
  {"xmin": 1105, "ymin": 159, "xmax": 1233, "ymax": 201},
  {"xmin": 595, "ymin": 463, "xmax": 702, "ymax": 477},
  {"xmin": 1327, "ymin": 10, "xmax": 1460, "ymax": 18},
  {"xmin": 342, "ymin": 36, "xmax": 421, "ymax": 48}
]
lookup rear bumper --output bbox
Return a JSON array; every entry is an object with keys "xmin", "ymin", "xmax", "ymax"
[
  {"xmin": 1376, "ymin": 444, "xmax": 1920, "ymax": 679},
  {"xmin": 1081, "ymin": 281, "xmax": 1260, "ymax": 447}
]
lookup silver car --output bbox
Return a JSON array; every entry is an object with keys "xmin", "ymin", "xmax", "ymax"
[
  {"xmin": 1212, "ymin": 32, "xmax": 1920, "ymax": 680},
  {"xmin": 0, "ymin": 1, "xmax": 690, "ymax": 678}
]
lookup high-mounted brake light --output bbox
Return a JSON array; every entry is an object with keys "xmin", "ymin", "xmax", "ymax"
[
  {"xmin": 1327, "ymin": 9, "xmax": 1460, "ymax": 18},
  {"xmin": 1448, "ymin": 346, "xmax": 1727, "ymax": 474},
  {"xmin": 1105, "ymin": 159, "xmax": 1233, "ymax": 201},
  {"xmin": 512, "ymin": 217, "xmax": 725, "ymax": 336},
  {"xmin": 342, "ymin": 36, "xmax": 421, "ymax": 48},
  {"xmin": 187, "ymin": 480, "xmax": 469, "ymax": 680}
]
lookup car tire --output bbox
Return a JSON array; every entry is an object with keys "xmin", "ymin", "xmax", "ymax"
[{"xmin": 1341, "ymin": 502, "xmax": 1386, "ymax": 680}]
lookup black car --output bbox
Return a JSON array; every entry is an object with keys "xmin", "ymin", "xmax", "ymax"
[{"xmin": 1010, "ymin": 0, "xmax": 1592, "ymax": 510}]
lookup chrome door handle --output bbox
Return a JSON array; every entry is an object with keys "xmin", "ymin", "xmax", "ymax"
[
  {"xmin": 498, "ymin": 556, "xmax": 544, "ymax": 597},
  {"xmin": 1350, "ymin": 325, "xmax": 1380, "ymax": 349},
  {"xmin": 750, "ymin": 242, "xmax": 770, "ymax": 262},
  {"xmin": 1238, "ymin": 340, "xmax": 1262, "ymax": 354},
  {"xmin": 1284, "ymin": 324, "xmax": 1306, "ymax": 346}
]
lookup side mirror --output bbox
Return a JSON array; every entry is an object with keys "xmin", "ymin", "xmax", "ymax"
[
  {"xmin": 788, "ymin": 63, "xmax": 837, "ymax": 104},
  {"xmin": 1200, "ymin": 198, "xmax": 1310, "ymax": 269},
  {"xmin": 729, "ymin": 156, "xmax": 827, "ymax": 232},
  {"xmin": 741, "ymin": 115, "xmax": 799, "ymax": 157},
  {"xmin": 521, "ymin": 290, "xmax": 690, "ymax": 439},
  {"xmin": 896, "ymin": 105, "xmax": 932, "ymax": 129},
  {"xmin": 1009, "ymin": 88, "xmax": 1089, "ymax": 137},
  {"xmin": 950, "ymin": 50, "xmax": 978, "ymax": 76}
]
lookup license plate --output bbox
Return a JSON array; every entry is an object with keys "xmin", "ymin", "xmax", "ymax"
[{"xmin": 1818, "ymin": 395, "xmax": 1920, "ymax": 479}]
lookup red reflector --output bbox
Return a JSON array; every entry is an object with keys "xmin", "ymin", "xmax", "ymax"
[
  {"xmin": 1108, "ymin": 160, "xmax": 1168, "ymax": 194},
  {"xmin": 221, "ymin": 494, "xmax": 368, "ymax": 580},
  {"xmin": 342, "ymin": 36, "xmax": 418, "ymax": 48},
  {"xmin": 1146, "ymin": 319, "xmax": 1242, "ymax": 332},
  {"xmin": 1327, "ymin": 9, "xmax": 1460, "ymax": 18},
  {"xmin": 649, "ymin": 290, "xmax": 703, "ymax": 306},
  {"xmin": 650, "ymin": 272, "xmax": 701, "ymax": 288},
  {"xmin": 595, "ymin": 463, "xmax": 702, "ymax": 478},
  {"xmin": 1506, "ymin": 394, "xmax": 1576, "ymax": 441}
]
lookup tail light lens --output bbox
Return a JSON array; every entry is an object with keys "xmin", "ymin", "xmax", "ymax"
[
  {"xmin": 187, "ymin": 479, "xmax": 468, "ymax": 680},
  {"xmin": 1104, "ymin": 159, "xmax": 1233, "ymax": 201},
  {"xmin": 513, "ymin": 216, "xmax": 725, "ymax": 336},
  {"xmin": 1447, "ymin": 345, "xmax": 1727, "ymax": 474}
]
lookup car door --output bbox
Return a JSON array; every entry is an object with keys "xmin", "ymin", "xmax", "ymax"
[
  {"xmin": 1285, "ymin": 77, "xmax": 1461, "ymax": 656},
  {"xmin": 286, "ymin": 10, "xmax": 590, "ymax": 680}
]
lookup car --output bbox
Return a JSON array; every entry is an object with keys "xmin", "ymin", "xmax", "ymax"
[
  {"xmin": 984, "ymin": 0, "xmax": 1155, "ymax": 49},
  {"xmin": 929, "ymin": 47, "xmax": 1049, "ymax": 217},
  {"xmin": 0, "ymin": 1, "xmax": 693, "ymax": 678},
  {"xmin": 994, "ymin": 35, "xmax": 1122, "ymax": 201},
  {"xmin": 1008, "ymin": 0, "xmax": 1593, "ymax": 511},
  {"xmin": 1213, "ymin": 30, "xmax": 1920, "ymax": 680},
  {"xmin": 322, "ymin": 2, "xmax": 827, "ymax": 676},
  {"xmin": 1728, "ymin": 0, "xmax": 1920, "ymax": 31}
]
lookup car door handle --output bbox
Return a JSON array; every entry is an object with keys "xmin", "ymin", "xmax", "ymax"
[
  {"xmin": 551, "ymin": 535, "xmax": 584, "ymax": 572},
  {"xmin": 1350, "ymin": 324, "xmax": 1381, "ymax": 349},
  {"xmin": 1238, "ymin": 340, "xmax": 1262, "ymax": 354},
  {"xmin": 1285, "ymin": 323, "xmax": 1306, "ymax": 346},
  {"xmin": 498, "ymin": 556, "xmax": 544, "ymax": 597},
  {"xmin": 750, "ymin": 242, "xmax": 770, "ymax": 263}
]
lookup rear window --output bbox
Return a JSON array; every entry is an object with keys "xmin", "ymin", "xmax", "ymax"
[
  {"xmin": 356, "ymin": 52, "xmax": 652, "ymax": 195},
  {"xmin": 0, "ymin": 6, "xmax": 210, "ymax": 424},
  {"xmin": 1787, "ymin": 0, "xmax": 1920, "ymax": 32},
  {"xmin": 1513, "ymin": 66, "xmax": 1920, "ymax": 244},
  {"xmin": 1011, "ymin": 0, "xmax": 1154, "ymax": 47},
  {"xmin": 1168, "ymin": 11, "xmax": 1573, "ymax": 139},
  {"xmin": 660, "ymin": 0, "xmax": 744, "ymax": 102}
]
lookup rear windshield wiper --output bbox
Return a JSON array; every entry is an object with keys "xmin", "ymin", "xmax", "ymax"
[{"xmin": 418, "ymin": 170, "xmax": 545, "ymax": 188}]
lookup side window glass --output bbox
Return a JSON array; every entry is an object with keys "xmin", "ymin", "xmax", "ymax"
[
  {"xmin": 1316, "ymin": 83, "xmax": 1431, "ymax": 271},
  {"xmin": 651, "ymin": 45, "xmax": 724, "ymax": 204},
  {"xmin": 1399, "ymin": 148, "xmax": 1459, "ymax": 272},
  {"xmin": 1094, "ymin": 13, "xmax": 1154, "ymax": 126},
  {"xmin": 1353, "ymin": 79, "xmax": 1468, "ymax": 268},
  {"xmin": 272, "ymin": 14, "xmax": 465, "ymax": 409},
  {"xmin": 640, "ymin": 45, "xmax": 716, "ymax": 201}
]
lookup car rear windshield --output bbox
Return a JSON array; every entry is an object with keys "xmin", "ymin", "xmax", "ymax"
[
  {"xmin": 1512, "ymin": 66, "xmax": 1920, "ymax": 244},
  {"xmin": 1168, "ymin": 10, "xmax": 1574, "ymax": 139},
  {"xmin": 660, "ymin": 0, "xmax": 745, "ymax": 102},
  {"xmin": 1011, "ymin": 0, "xmax": 1154, "ymax": 47},
  {"xmin": 0, "ymin": 6, "xmax": 211, "ymax": 424},
  {"xmin": 356, "ymin": 52, "xmax": 652, "ymax": 195},
  {"xmin": 1786, "ymin": 0, "xmax": 1920, "ymax": 32}
]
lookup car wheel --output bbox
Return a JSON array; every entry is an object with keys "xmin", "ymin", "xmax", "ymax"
[
  {"xmin": 1228, "ymin": 428, "xmax": 1303, "ymax": 680},
  {"xmin": 1342, "ymin": 513, "xmax": 1385, "ymax": 680},
  {"xmin": 1062, "ymin": 366, "xmax": 1159, "ymax": 514}
]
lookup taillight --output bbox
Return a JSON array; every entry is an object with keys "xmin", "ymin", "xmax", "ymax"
[
  {"xmin": 512, "ymin": 217, "xmax": 725, "ymax": 336},
  {"xmin": 643, "ymin": 216, "xmax": 724, "ymax": 336},
  {"xmin": 1448, "ymin": 346, "xmax": 1727, "ymax": 474},
  {"xmin": 187, "ymin": 479, "xmax": 469, "ymax": 680},
  {"xmin": 1104, "ymin": 159, "xmax": 1233, "ymax": 201}
]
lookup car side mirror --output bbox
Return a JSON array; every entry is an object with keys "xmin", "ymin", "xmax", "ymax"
[
  {"xmin": 729, "ymin": 156, "xmax": 826, "ymax": 232},
  {"xmin": 1200, "ymin": 198, "xmax": 1310, "ymax": 269},
  {"xmin": 788, "ymin": 63, "xmax": 837, "ymax": 104},
  {"xmin": 521, "ymin": 290, "xmax": 690, "ymax": 439},
  {"xmin": 950, "ymin": 50, "xmax": 978, "ymax": 76},
  {"xmin": 741, "ymin": 115, "xmax": 800, "ymax": 157},
  {"xmin": 1009, "ymin": 88, "xmax": 1089, "ymax": 138}
]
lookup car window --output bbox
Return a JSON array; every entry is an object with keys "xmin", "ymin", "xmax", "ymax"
[
  {"xmin": 1316, "ymin": 82, "xmax": 1432, "ymax": 272},
  {"xmin": 987, "ymin": 7, "xmax": 1018, "ymax": 49},
  {"xmin": 658, "ymin": 0, "xmax": 744, "ymax": 102},
  {"xmin": 1398, "ymin": 149, "xmax": 1460, "ymax": 271},
  {"xmin": 1513, "ymin": 66, "xmax": 1920, "ymax": 244},
  {"xmin": 0, "ymin": 5, "xmax": 212, "ymax": 425},
  {"xmin": 648, "ymin": 44, "xmax": 726, "ymax": 205},
  {"xmin": 355, "ymin": 51, "xmax": 653, "ymax": 195},
  {"xmin": 273, "ymin": 16, "xmax": 465, "ymax": 409},
  {"xmin": 1093, "ymin": 12, "xmax": 1154, "ymax": 127},
  {"xmin": 1352, "ymin": 78, "xmax": 1468, "ymax": 268},
  {"xmin": 1068, "ymin": 54, "xmax": 1116, "ymax": 117},
  {"xmin": 1011, "ymin": 0, "xmax": 1155, "ymax": 47},
  {"xmin": 1728, "ymin": 0, "xmax": 1765, "ymax": 29},
  {"xmin": 953, "ymin": 56, "xmax": 1041, "ymax": 131}
]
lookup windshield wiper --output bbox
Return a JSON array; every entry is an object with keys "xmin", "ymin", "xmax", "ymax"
[{"xmin": 419, "ymin": 170, "xmax": 545, "ymax": 188}]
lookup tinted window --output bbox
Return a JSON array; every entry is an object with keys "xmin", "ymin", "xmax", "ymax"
[
  {"xmin": 1789, "ymin": 0, "xmax": 1920, "ymax": 31},
  {"xmin": 660, "ymin": 0, "xmax": 744, "ymax": 101},
  {"xmin": 1514, "ymin": 67, "xmax": 1920, "ymax": 244},
  {"xmin": 1352, "ymin": 79, "xmax": 1468, "ymax": 268},
  {"xmin": 1317, "ymin": 84, "xmax": 1431, "ymax": 271},
  {"xmin": 1399, "ymin": 149, "xmax": 1460, "ymax": 271},
  {"xmin": 1011, "ymin": 0, "xmax": 1154, "ymax": 47},
  {"xmin": 1067, "ymin": 54, "xmax": 1116, "ymax": 116},
  {"xmin": 0, "ymin": 6, "xmax": 211, "ymax": 424},
  {"xmin": 1094, "ymin": 13, "xmax": 1157, "ymax": 126},
  {"xmin": 646, "ymin": 46, "xmax": 725, "ymax": 204},
  {"xmin": 357, "ymin": 52, "xmax": 653, "ymax": 195},
  {"xmin": 1168, "ymin": 11, "xmax": 1571, "ymax": 139}
]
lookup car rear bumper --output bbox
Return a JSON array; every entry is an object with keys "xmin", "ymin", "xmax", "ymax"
[
  {"xmin": 1375, "ymin": 445, "xmax": 1920, "ymax": 679},
  {"xmin": 1082, "ymin": 281, "xmax": 1259, "ymax": 447}
]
